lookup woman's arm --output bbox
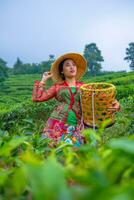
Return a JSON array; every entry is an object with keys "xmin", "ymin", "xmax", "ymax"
[{"xmin": 32, "ymin": 80, "xmax": 57, "ymax": 102}]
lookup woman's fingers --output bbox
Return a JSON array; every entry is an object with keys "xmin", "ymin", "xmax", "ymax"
[
  {"xmin": 43, "ymin": 72, "xmax": 53, "ymax": 77},
  {"xmin": 107, "ymin": 100, "xmax": 120, "ymax": 113},
  {"xmin": 43, "ymin": 71, "xmax": 50, "ymax": 76},
  {"xmin": 107, "ymin": 107, "xmax": 117, "ymax": 113},
  {"xmin": 42, "ymin": 72, "xmax": 53, "ymax": 82}
]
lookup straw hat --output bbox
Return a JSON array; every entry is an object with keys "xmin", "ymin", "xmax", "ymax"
[{"xmin": 51, "ymin": 53, "xmax": 87, "ymax": 83}]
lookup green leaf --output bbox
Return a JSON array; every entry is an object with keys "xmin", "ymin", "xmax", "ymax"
[
  {"xmin": 22, "ymin": 152, "xmax": 71, "ymax": 200},
  {"xmin": 12, "ymin": 167, "xmax": 27, "ymax": 195},
  {"xmin": 0, "ymin": 136, "xmax": 28, "ymax": 157},
  {"xmin": 108, "ymin": 138, "xmax": 134, "ymax": 154},
  {"xmin": 0, "ymin": 168, "xmax": 9, "ymax": 186}
]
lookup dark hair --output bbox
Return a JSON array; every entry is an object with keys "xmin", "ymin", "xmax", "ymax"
[{"xmin": 58, "ymin": 58, "xmax": 69, "ymax": 80}]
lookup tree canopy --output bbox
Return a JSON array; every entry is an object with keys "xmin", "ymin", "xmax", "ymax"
[
  {"xmin": 83, "ymin": 43, "xmax": 104, "ymax": 75},
  {"xmin": 124, "ymin": 42, "xmax": 134, "ymax": 71},
  {"xmin": 0, "ymin": 58, "xmax": 8, "ymax": 82},
  {"xmin": 12, "ymin": 55, "xmax": 55, "ymax": 75}
]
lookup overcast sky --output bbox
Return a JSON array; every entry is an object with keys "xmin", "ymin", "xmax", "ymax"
[{"xmin": 0, "ymin": 0, "xmax": 134, "ymax": 71}]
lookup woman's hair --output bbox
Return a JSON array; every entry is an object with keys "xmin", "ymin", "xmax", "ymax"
[{"xmin": 58, "ymin": 58, "xmax": 69, "ymax": 80}]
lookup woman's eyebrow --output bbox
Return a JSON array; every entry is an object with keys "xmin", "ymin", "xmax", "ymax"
[{"xmin": 65, "ymin": 61, "xmax": 75, "ymax": 64}]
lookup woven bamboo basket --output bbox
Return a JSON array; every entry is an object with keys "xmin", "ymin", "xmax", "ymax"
[{"xmin": 80, "ymin": 82, "xmax": 116, "ymax": 128}]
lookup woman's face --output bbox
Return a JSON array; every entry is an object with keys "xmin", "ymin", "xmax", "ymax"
[{"xmin": 62, "ymin": 59, "xmax": 77, "ymax": 78}]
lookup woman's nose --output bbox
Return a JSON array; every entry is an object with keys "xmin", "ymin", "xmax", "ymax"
[{"xmin": 70, "ymin": 65, "xmax": 75, "ymax": 69}]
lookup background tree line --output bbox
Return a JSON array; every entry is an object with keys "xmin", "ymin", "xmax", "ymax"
[
  {"xmin": 12, "ymin": 55, "xmax": 55, "ymax": 75},
  {"xmin": 0, "ymin": 58, "xmax": 8, "ymax": 82},
  {"xmin": 0, "ymin": 42, "xmax": 134, "ymax": 83}
]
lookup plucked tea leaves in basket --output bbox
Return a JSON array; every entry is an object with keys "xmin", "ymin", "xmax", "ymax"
[{"xmin": 80, "ymin": 83, "xmax": 116, "ymax": 128}]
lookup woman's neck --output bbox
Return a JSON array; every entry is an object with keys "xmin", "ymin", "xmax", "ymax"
[{"xmin": 65, "ymin": 77, "xmax": 76, "ymax": 87}]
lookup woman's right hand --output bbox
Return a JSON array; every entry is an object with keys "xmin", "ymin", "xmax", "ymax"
[{"xmin": 41, "ymin": 71, "xmax": 53, "ymax": 83}]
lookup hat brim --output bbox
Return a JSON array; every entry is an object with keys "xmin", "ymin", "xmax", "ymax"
[{"xmin": 51, "ymin": 53, "xmax": 87, "ymax": 83}]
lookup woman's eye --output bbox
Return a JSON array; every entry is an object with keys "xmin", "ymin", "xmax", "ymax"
[{"xmin": 65, "ymin": 62, "xmax": 76, "ymax": 67}]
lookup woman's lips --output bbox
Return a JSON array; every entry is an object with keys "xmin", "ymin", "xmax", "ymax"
[{"xmin": 70, "ymin": 70, "xmax": 75, "ymax": 73}]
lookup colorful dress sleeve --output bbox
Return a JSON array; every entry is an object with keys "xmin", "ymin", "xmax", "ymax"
[{"xmin": 32, "ymin": 80, "xmax": 57, "ymax": 102}]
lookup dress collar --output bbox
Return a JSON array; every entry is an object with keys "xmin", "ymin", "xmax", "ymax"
[
  {"xmin": 63, "ymin": 81, "xmax": 79, "ymax": 96},
  {"xmin": 63, "ymin": 80, "xmax": 78, "ymax": 87}
]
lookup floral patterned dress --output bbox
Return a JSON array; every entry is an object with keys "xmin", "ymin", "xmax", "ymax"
[{"xmin": 32, "ymin": 80, "xmax": 85, "ymax": 146}]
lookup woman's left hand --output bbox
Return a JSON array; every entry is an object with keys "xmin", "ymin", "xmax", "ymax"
[{"xmin": 107, "ymin": 100, "xmax": 121, "ymax": 113}]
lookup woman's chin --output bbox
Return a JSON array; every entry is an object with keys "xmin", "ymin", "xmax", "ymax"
[{"xmin": 67, "ymin": 73, "xmax": 77, "ymax": 78}]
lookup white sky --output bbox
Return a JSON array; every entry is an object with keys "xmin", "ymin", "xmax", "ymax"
[{"xmin": 0, "ymin": 0, "xmax": 134, "ymax": 71}]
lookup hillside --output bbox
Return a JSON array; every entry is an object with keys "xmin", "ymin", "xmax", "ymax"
[{"xmin": 0, "ymin": 71, "xmax": 134, "ymax": 199}]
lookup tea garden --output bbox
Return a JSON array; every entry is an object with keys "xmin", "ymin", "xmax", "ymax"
[{"xmin": 0, "ymin": 71, "xmax": 134, "ymax": 199}]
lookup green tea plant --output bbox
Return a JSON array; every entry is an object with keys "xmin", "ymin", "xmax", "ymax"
[
  {"xmin": 0, "ymin": 127, "xmax": 134, "ymax": 200},
  {"xmin": 0, "ymin": 71, "xmax": 134, "ymax": 199}
]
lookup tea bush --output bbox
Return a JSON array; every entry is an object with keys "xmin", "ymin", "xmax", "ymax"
[{"xmin": 0, "ymin": 71, "xmax": 134, "ymax": 199}]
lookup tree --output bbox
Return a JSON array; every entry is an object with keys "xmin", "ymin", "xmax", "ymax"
[
  {"xmin": 13, "ymin": 57, "xmax": 23, "ymax": 74},
  {"xmin": 124, "ymin": 42, "xmax": 134, "ymax": 71},
  {"xmin": 11, "ymin": 55, "xmax": 56, "ymax": 74},
  {"xmin": 40, "ymin": 61, "xmax": 52, "ymax": 73},
  {"xmin": 31, "ymin": 63, "xmax": 41, "ymax": 74},
  {"xmin": 40, "ymin": 55, "xmax": 55, "ymax": 73},
  {"xmin": 49, "ymin": 54, "xmax": 55, "ymax": 61},
  {"xmin": 0, "ymin": 58, "xmax": 8, "ymax": 82},
  {"xmin": 83, "ymin": 43, "xmax": 104, "ymax": 75}
]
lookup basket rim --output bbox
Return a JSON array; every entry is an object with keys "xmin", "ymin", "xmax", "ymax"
[{"xmin": 80, "ymin": 82, "xmax": 116, "ymax": 91}]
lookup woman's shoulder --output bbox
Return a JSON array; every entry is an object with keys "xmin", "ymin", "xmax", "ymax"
[
  {"xmin": 76, "ymin": 81, "xmax": 85, "ymax": 87},
  {"xmin": 54, "ymin": 81, "xmax": 85, "ymax": 88},
  {"xmin": 54, "ymin": 81, "xmax": 65, "ymax": 87},
  {"xmin": 53, "ymin": 81, "xmax": 66, "ymax": 90}
]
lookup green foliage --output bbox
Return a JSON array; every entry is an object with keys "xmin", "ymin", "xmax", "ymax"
[
  {"xmin": 39, "ymin": 59, "xmax": 54, "ymax": 73},
  {"xmin": 0, "ymin": 127, "xmax": 134, "ymax": 199},
  {"xmin": 0, "ymin": 58, "xmax": 8, "ymax": 82},
  {"xmin": 12, "ymin": 56, "xmax": 55, "ymax": 75},
  {"xmin": 124, "ymin": 42, "xmax": 134, "ymax": 71},
  {"xmin": 83, "ymin": 43, "xmax": 104, "ymax": 75},
  {"xmin": 0, "ymin": 99, "xmax": 56, "ymax": 134},
  {"xmin": 13, "ymin": 57, "xmax": 23, "ymax": 74},
  {"xmin": 0, "ymin": 71, "xmax": 134, "ymax": 199},
  {"xmin": 117, "ymin": 85, "xmax": 134, "ymax": 99}
]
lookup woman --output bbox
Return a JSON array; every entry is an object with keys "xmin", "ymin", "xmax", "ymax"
[{"xmin": 32, "ymin": 53, "xmax": 120, "ymax": 147}]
